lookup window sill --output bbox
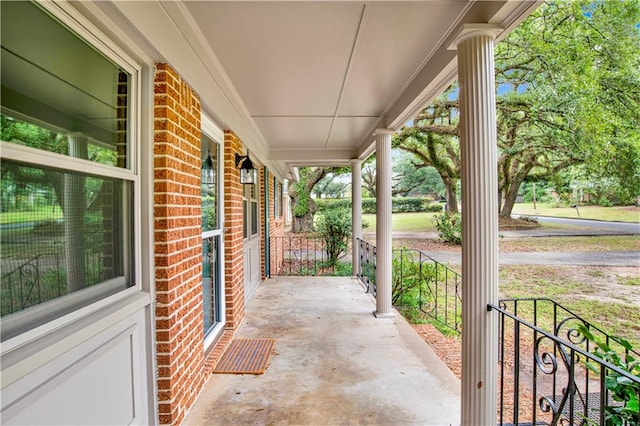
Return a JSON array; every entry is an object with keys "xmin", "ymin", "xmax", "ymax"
[{"xmin": 1, "ymin": 290, "xmax": 151, "ymax": 385}]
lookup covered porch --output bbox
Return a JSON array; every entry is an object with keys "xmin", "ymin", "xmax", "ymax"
[{"xmin": 185, "ymin": 276, "xmax": 460, "ymax": 425}]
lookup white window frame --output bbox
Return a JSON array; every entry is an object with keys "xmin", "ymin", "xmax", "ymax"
[
  {"xmin": 243, "ymin": 179, "xmax": 260, "ymax": 241},
  {"xmin": 273, "ymin": 177, "xmax": 279, "ymax": 218},
  {"xmin": 201, "ymin": 114, "xmax": 226, "ymax": 349},
  {"xmin": 249, "ymin": 184, "xmax": 259, "ymax": 238},
  {"xmin": 0, "ymin": 0, "xmax": 142, "ymax": 352}
]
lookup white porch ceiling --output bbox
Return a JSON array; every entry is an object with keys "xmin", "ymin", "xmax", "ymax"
[{"xmin": 93, "ymin": 1, "xmax": 539, "ymax": 180}]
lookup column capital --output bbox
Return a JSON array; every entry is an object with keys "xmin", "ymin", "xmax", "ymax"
[
  {"xmin": 448, "ymin": 23, "xmax": 502, "ymax": 50},
  {"xmin": 350, "ymin": 158, "xmax": 363, "ymax": 166},
  {"xmin": 373, "ymin": 128, "xmax": 395, "ymax": 136},
  {"xmin": 66, "ymin": 132, "xmax": 88, "ymax": 139}
]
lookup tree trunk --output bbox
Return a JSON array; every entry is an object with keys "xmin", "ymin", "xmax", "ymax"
[
  {"xmin": 443, "ymin": 177, "xmax": 458, "ymax": 213},
  {"xmin": 288, "ymin": 167, "xmax": 338, "ymax": 233},
  {"xmin": 291, "ymin": 198, "xmax": 317, "ymax": 233},
  {"xmin": 500, "ymin": 172, "xmax": 528, "ymax": 218}
]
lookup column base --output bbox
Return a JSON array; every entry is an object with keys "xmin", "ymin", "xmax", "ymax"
[{"xmin": 372, "ymin": 310, "xmax": 395, "ymax": 319}]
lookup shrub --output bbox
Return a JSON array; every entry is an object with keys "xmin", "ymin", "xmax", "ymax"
[
  {"xmin": 315, "ymin": 198, "xmax": 352, "ymax": 212},
  {"xmin": 315, "ymin": 208, "xmax": 352, "ymax": 266},
  {"xmin": 392, "ymin": 197, "xmax": 423, "ymax": 213},
  {"xmin": 392, "ymin": 251, "xmax": 436, "ymax": 306},
  {"xmin": 434, "ymin": 213, "xmax": 462, "ymax": 245},
  {"xmin": 316, "ymin": 197, "xmax": 434, "ymax": 214},
  {"xmin": 598, "ymin": 196, "xmax": 613, "ymax": 207},
  {"xmin": 363, "ymin": 198, "xmax": 377, "ymax": 214},
  {"xmin": 578, "ymin": 325, "xmax": 640, "ymax": 425},
  {"xmin": 324, "ymin": 261, "xmax": 352, "ymax": 277},
  {"xmin": 425, "ymin": 202, "xmax": 445, "ymax": 212}
]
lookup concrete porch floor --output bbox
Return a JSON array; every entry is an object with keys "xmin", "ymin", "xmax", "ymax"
[{"xmin": 185, "ymin": 277, "xmax": 460, "ymax": 425}]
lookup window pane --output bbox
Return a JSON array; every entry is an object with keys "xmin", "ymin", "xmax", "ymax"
[
  {"xmin": 251, "ymin": 201, "xmax": 258, "ymax": 236},
  {"xmin": 202, "ymin": 235, "xmax": 221, "ymax": 333},
  {"xmin": 243, "ymin": 200, "xmax": 248, "ymax": 239},
  {"xmin": 201, "ymin": 136, "xmax": 218, "ymax": 231},
  {"xmin": 273, "ymin": 178, "xmax": 278, "ymax": 218},
  {"xmin": 1, "ymin": 1, "xmax": 129, "ymax": 168},
  {"xmin": 1, "ymin": 115, "xmax": 124, "ymax": 168},
  {"xmin": 0, "ymin": 160, "xmax": 133, "ymax": 323}
]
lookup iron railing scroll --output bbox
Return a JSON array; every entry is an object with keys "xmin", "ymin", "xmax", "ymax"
[
  {"xmin": 1, "ymin": 253, "xmax": 63, "ymax": 315},
  {"xmin": 490, "ymin": 298, "xmax": 640, "ymax": 426},
  {"xmin": 355, "ymin": 238, "xmax": 462, "ymax": 333}
]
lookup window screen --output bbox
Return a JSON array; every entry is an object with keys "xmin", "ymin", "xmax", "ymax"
[{"xmin": 0, "ymin": 2, "xmax": 135, "ymax": 340}]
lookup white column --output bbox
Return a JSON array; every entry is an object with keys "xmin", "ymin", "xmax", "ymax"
[
  {"xmin": 351, "ymin": 159, "xmax": 363, "ymax": 274},
  {"xmin": 374, "ymin": 129, "xmax": 394, "ymax": 318},
  {"xmin": 454, "ymin": 26, "xmax": 500, "ymax": 425}
]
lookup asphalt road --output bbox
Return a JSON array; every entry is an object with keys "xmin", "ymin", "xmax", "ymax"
[
  {"xmin": 427, "ymin": 250, "xmax": 639, "ymax": 267},
  {"xmin": 512, "ymin": 214, "xmax": 640, "ymax": 234},
  {"xmin": 363, "ymin": 216, "xmax": 640, "ymax": 267}
]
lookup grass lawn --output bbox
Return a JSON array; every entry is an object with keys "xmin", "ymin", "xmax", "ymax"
[
  {"xmin": 0, "ymin": 207, "xmax": 63, "ymax": 224},
  {"xmin": 499, "ymin": 235, "xmax": 640, "ymax": 252},
  {"xmin": 499, "ymin": 264, "xmax": 640, "ymax": 348},
  {"xmin": 363, "ymin": 204, "xmax": 639, "ymax": 233},
  {"xmin": 395, "ymin": 235, "xmax": 640, "ymax": 253},
  {"xmin": 512, "ymin": 203, "xmax": 639, "ymax": 223},
  {"xmin": 363, "ymin": 212, "xmax": 439, "ymax": 232},
  {"xmin": 389, "ymin": 231, "xmax": 640, "ymax": 350}
]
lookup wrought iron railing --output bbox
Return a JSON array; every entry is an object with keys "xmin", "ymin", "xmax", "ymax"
[
  {"xmin": 489, "ymin": 299, "xmax": 640, "ymax": 426},
  {"xmin": 1, "ymin": 253, "xmax": 64, "ymax": 315},
  {"xmin": 355, "ymin": 238, "xmax": 376, "ymax": 293},
  {"xmin": 1, "ymin": 249, "xmax": 105, "ymax": 316},
  {"xmin": 274, "ymin": 237, "xmax": 639, "ymax": 425},
  {"xmin": 356, "ymin": 238, "xmax": 462, "ymax": 333},
  {"xmin": 270, "ymin": 235, "xmax": 351, "ymax": 276}
]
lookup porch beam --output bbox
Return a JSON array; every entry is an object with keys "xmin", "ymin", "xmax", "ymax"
[
  {"xmin": 373, "ymin": 129, "xmax": 394, "ymax": 318},
  {"xmin": 350, "ymin": 159, "xmax": 363, "ymax": 272},
  {"xmin": 454, "ymin": 25, "xmax": 501, "ymax": 425}
]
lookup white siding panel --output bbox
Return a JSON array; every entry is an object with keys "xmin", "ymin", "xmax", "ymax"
[{"xmin": 2, "ymin": 306, "xmax": 151, "ymax": 425}]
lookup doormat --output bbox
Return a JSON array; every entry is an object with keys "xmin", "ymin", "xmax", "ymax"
[{"xmin": 213, "ymin": 338, "xmax": 276, "ymax": 375}]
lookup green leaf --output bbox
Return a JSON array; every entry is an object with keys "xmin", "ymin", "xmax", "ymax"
[
  {"xmin": 623, "ymin": 396, "xmax": 638, "ymax": 412},
  {"xmin": 619, "ymin": 338, "xmax": 633, "ymax": 351},
  {"xmin": 616, "ymin": 376, "xmax": 633, "ymax": 386},
  {"xmin": 578, "ymin": 325, "xmax": 595, "ymax": 341}
]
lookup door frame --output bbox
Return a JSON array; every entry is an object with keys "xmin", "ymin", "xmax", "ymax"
[{"xmin": 201, "ymin": 114, "xmax": 225, "ymax": 350}]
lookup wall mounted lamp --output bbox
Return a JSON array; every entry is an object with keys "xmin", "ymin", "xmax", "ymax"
[
  {"xmin": 235, "ymin": 151, "xmax": 257, "ymax": 185},
  {"xmin": 201, "ymin": 150, "xmax": 215, "ymax": 185}
]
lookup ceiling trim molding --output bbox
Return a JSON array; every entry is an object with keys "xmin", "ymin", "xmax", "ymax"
[
  {"xmin": 270, "ymin": 149, "xmax": 356, "ymax": 162},
  {"xmin": 161, "ymin": 2, "xmax": 270, "ymax": 161},
  {"xmin": 448, "ymin": 24, "xmax": 503, "ymax": 50},
  {"xmin": 491, "ymin": 1, "xmax": 543, "ymax": 40},
  {"xmin": 106, "ymin": 1, "xmax": 270, "ymax": 165},
  {"xmin": 358, "ymin": 1, "xmax": 541, "ymax": 159},
  {"xmin": 353, "ymin": 1, "xmax": 474, "ymax": 157}
]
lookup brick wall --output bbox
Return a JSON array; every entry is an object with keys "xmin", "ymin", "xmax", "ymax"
[
  {"xmin": 223, "ymin": 131, "xmax": 245, "ymax": 329},
  {"xmin": 153, "ymin": 65, "xmax": 274, "ymax": 425},
  {"xmin": 267, "ymin": 172, "xmax": 285, "ymax": 276},
  {"xmin": 153, "ymin": 63, "xmax": 205, "ymax": 425}
]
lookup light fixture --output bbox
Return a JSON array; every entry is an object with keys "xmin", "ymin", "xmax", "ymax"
[
  {"xmin": 235, "ymin": 150, "xmax": 257, "ymax": 185},
  {"xmin": 201, "ymin": 150, "xmax": 215, "ymax": 185}
]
